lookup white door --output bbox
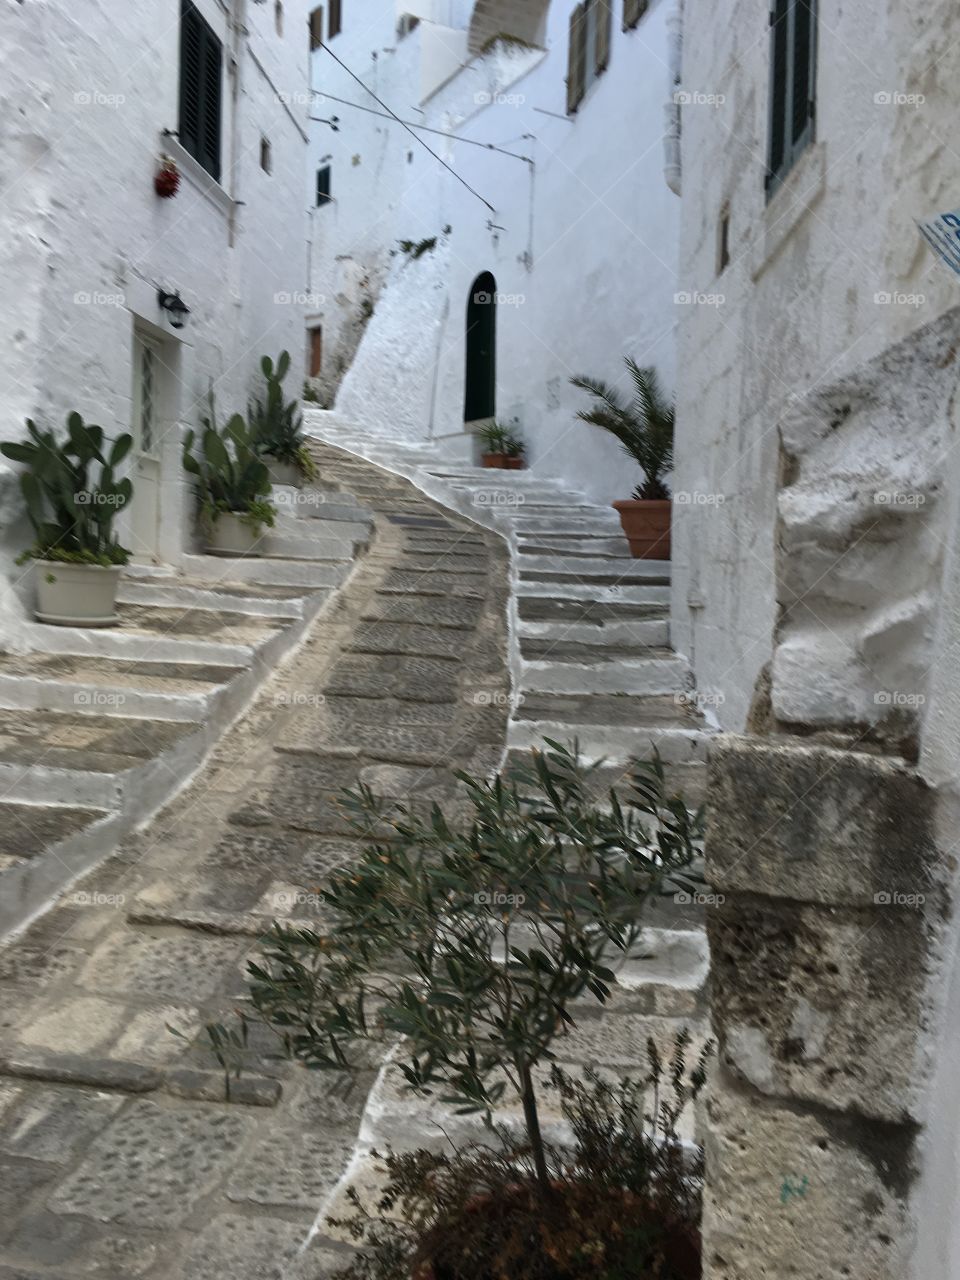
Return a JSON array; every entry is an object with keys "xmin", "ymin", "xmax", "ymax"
[{"xmin": 130, "ymin": 332, "xmax": 161, "ymax": 561}]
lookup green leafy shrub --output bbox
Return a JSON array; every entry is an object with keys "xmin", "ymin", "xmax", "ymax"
[
  {"xmin": 182, "ymin": 393, "xmax": 276, "ymax": 533},
  {"xmin": 571, "ymin": 360, "xmax": 674, "ymax": 500},
  {"xmin": 249, "ymin": 351, "xmax": 317, "ymax": 480},
  {"xmin": 330, "ymin": 1036, "xmax": 710, "ymax": 1280},
  {"xmin": 209, "ymin": 742, "xmax": 703, "ymax": 1199},
  {"xmin": 0, "ymin": 413, "xmax": 133, "ymax": 566}
]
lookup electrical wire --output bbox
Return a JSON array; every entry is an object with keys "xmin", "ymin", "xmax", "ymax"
[{"xmin": 317, "ymin": 41, "xmax": 497, "ymax": 213}]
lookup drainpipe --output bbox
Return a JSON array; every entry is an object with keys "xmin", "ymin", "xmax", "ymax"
[{"xmin": 663, "ymin": 0, "xmax": 683, "ymax": 196}]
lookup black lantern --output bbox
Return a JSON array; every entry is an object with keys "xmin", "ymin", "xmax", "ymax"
[{"xmin": 157, "ymin": 289, "xmax": 190, "ymax": 330}]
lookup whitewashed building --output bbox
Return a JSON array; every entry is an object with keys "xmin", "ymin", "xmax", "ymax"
[
  {"xmin": 0, "ymin": 0, "xmax": 312, "ymax": 644},
  {"xmin": 304, "ymin": 0, "xmax": 681, "ymax": 504}
]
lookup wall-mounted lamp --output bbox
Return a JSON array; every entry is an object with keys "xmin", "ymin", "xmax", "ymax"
[{"xmin": 157, "ymin": 289, "xmax": 190, "ymax": 331}]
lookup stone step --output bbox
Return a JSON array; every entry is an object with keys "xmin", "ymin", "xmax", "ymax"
[
  {"xmin": 517, "ymin": 579, "xmax": 670, "ymax": 606},
  {"xmin": 517, "ymin": 596, "xmax": 668, "ymax": 624},
  {"xmin": 272, "ymin": 491, "xmax": 373, "ymax": 526},
  {"xmin": 509, "ymin": 691, "xmax": 710, "ymax": 763},
  {"xmin": 117, "ymin": 576, "xmax": 311, "ymax": 620},
  {"xmin": 0, "ymin": 799, "xmax": 112, "ymax": 874},
  {"xmin": 510, "ymin": 514, "xmax": 624, "ymax": 535},
  {"xmin": 518, "ymin": 617, "xmax": 670, "ymax": 647},
  {"xmin": 516, "ymin": 536, "xmax": 632, "ymax": 557},
  {"xmin": 257, "ymin": 529, "xmax": 366, "ymax": 561},
  {"xmin": 521, "ymin": 650, "xmax": 692, "ymax": 697},
  {"xmin": 181, "ymin": 554, "xmax": 349, "ymax": 589},
  {"xmin": 0, "ymin": 652, "xmax": 245, "ymax": 722},
  {"xmin": 517, "ymin": 554, "xmax": 670, "ymax": 583},
  {"xmin": 0, "ymin": 706, "xmax": 199, "ymax": 807}
]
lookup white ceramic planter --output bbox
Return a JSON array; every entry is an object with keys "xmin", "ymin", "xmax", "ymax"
[
  {"xmin": 267, "ymin": 460, "xmax": 302, "ymax": 488},
  {"xmin": 206, "ymin": 511, "xmax": 265, "ymax": 557},
  {"xmin": 35, "ymin": 560, "xmax": 124, "ymax": 627}
]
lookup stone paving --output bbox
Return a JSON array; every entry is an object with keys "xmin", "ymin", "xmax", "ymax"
[{"xmin": 0, "ymin": 449, "xmax": 511, "ymax": 1278}]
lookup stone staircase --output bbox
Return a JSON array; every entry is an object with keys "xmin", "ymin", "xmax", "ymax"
[{"xmin": 0, "ymin": 480, "xmax": 373, "ymax": 939}]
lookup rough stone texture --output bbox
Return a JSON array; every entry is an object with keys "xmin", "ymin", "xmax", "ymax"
[{"xmin": 702, "ymin": 1068, "xmax": 913, "ymax": 1280}]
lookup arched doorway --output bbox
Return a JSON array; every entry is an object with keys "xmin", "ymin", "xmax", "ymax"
[{"xmin": 464, "ymin": 272, "xmax": 496, "ymax": 425}]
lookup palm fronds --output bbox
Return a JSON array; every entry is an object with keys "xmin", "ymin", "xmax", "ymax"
[{"xmin": 571, "ymin": 358, "xmax": 674, "ymax": 500}]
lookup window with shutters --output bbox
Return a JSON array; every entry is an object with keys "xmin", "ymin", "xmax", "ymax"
[
  {"xmin": 328, "ymin": 0, "xmax": 342, "ymax": 38},
  {"xmin": 622, "ymin": 0, "xmax": 649, "ymax": 30},
  {"xmin": 260, "ymin": 137, "xmax": 272, "ymax": 174},
  {"xmin": 316, "ymin": 165, "xmax": 332, "ymax": 207},
  {"xmin": 766, "ymin": 0, "xmax": 817, "ymax": 197},
  {"xmin": 178, "ymin": 0, "xmax": 223, "ymax": 182},
  {"xmin": 309, "ymin": 6, "xmax": 324, "ymax": 49},
  {"xmin": 566, "ymin": 0, "xmax": 612, "ymax": 115}
]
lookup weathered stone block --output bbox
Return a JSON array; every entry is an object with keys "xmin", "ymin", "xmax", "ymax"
[
  {"xmin": 706, "ymin": 736, "xmax": 937, "ymax": 906},
  {"xmin": 703, "ymin": 1068, "xmax": 913, "ymax": 1280},
  {"xmin": 708, "ymin": 897, "xmax": 931, "ymax": 1121}
]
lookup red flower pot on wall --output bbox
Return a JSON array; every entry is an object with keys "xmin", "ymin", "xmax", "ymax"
[{"xmin": 154, "ymin": 156, "xmax": 180, "ymax": 198}]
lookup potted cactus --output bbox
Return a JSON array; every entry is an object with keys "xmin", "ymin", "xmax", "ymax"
[
  {"xmin": 0, "ymin": 413, "xmax": 133, "ymax": 626},
  {"xmin": 571, "ymin": 360, "xmax": 674, "ymax": 559},
  {"xmin": 182, "ymin": 394, "xmax": 276, "ymax": 556},
  {"xmin": 249, "ymin": 350, "xmax": 316, "ymax": 486}
]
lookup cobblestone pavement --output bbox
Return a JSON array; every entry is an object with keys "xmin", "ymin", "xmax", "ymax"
[{"xmin": 0, "ymin": 448, "xmax": 511, "ymax": 1278}]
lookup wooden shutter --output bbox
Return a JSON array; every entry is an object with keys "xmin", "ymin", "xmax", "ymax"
[
  {"xmin": 309, "ymin": 6, "xmax": 324, "ymax": 49},
  {"xmin": 595, "ymin": 0, "xmax": 612, "ymax": 74},
  {"xmin": 309, "ymin": 327, "xmax": 323, "ymax": 377},
  {"xmin": 623, "ymin": 0, "xmax": 648, "ymax": 29},
  {"xmin": 179, "ymin": 0, "xmax": 222, "ymax": 181},
  {"xmin": 566, "ymin": 3, "xmax": 586, "ymax": 114},
  {"xmin": 316, "ymin": 165, "xmax": 331, "ymax": 206},
  {"xmin": 328, "ymin": 0, "xmax": 342, "ymax": 38}
]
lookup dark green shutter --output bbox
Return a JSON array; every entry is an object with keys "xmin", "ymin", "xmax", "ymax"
[
  {"xmin": 766, "ymin": 0, "xmax": 816, "ymax": 194},
  {"xmin": 595, "ymin": 0, "xmax": 612, "ymax": 74},
  {"xmin": 566, "ymin": 3, "xmax": 586, "ymax": 114},
  {"xmin": 623, "ymin": 0, "xmax": 647, "ymax": 31},
  {"xmin": 179, "ymin": 1, "xmax": 222, "ymax": 181}
]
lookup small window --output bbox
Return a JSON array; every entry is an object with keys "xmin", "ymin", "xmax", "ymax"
[
  {"xmin": 309, "ymin": 326, "xmax": 323, "ymax": 377},
  {"xmin": 766, "ymin": 0, "xmax": 817, "ymax": 196},
  {"xmin": 260, "ymin": 137, "xmax": 272, "ymax": 173},
  {"xmin": 717, "ymin": 204, "xmax": 731, "ymax": 273},
  {"xmin": 275, "ymin": 0, "xmax": 283, "ymax": 35},
  {"xmin": 328, "ymin": 0, "xmax": 342, "ymax": 38},
  {"xmin": 566, "ymin": 0, "xmax": 612, "ymax": 115},
  {"xmin": 316, "ymin": 165, "xmax": 331, "ymax": 206},
  {"xmin": 178, "ymin": 0, "xmax": 223, "ymax": 181},
  {"xmin": 397, "ymin": 13, "xmax": 420, "ymax": 38},
  {"xmin": 309, "ymin": 6, "xmax": 324, "ymax": 49},
  {"xmin": 622, "ymin": 0, "xmax": 648, "ymax": 29}
]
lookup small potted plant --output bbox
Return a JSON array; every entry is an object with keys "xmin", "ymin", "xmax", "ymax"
[
  {"xmin": 1, "ymin": 413, "xmax": 133, "ymax": 626},
  {"xmin": 154, "ymin": 153, "xmax": 180, "ymax": 198},
  {"xmin": 477, "ymin": 421, "xmax": 521, "ymax": 469},
  {"xmin": 182, "ymin": 394, "xmax": 276, "ymax": 556},
  {"xmin": 571, "ymin": 359, "xmax": 674, "ymax": 559},
  {"xmin": 205, "ymin": 742, "xmax": 707, "ymax": 1275},
  {"xmin": 503, "ymin": 429, "xmax": 526, "ymax": 470},
  {"xmin": 249, "ymin": 351, "xmax": 317, "ymax": 486}
]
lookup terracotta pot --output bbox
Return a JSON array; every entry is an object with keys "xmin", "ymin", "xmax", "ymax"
[
  {"xmin": 613, "ymin": 498, "xmax": 671, "ymax": 560},
  {"xmin": 503, "ymin": 456, "xmax": 525, "ymax": 470},
  {"xmin": 481, "ymin": 453, "xmax": 507, "ymax": 468}
]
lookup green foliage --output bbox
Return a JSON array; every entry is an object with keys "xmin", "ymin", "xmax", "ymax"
[
  {"xmin": 503, "ymin": 429, "xmax": 525, "ymax": 458},
  {"xmin": 249, "ymin": 351, "xmax": 313, "ymax": 476},
  {"xmin": 210, "ymin": 741, "xmax": 704, "ymax": 1194},
  {"xmin": 397, "ymin": 237, "xmax": 437, "ymax": 260},
  {"xmin": 478, "ymin": 422, "xmax": 524, "ymax": 458},
  {"xmin": 303, "ymin": 381, "xmax": 321, "ymax": 404},
  {"xmin": 571, "ymin": 360, "xmax": 675, "ymax": 500},
  {"xmin": 329, "ymin": 1034, "xmax": 712, "ymax": 1280},
  {"xmin": 0, "ymin": 413, "xmax": 133, "ymax": 565},
  {"xmin": 182, "ymin": 392, "xmax": 275, "ymax": 532}
]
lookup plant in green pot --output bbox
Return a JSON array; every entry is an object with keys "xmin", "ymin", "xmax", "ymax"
[
  {"xmin": 0, "ymin": 413, "xmax": 133, "ymax": 626},
  {"xmin": 204, "ymin": 741, "xmax": 708, "ymax": 1278},
  {"xmin": 249, "ymin": 350, "xmax": 317, "ymax": 486},
  {"xmin": 571, "ymin": 359, "xmax": 674, "ymax": 560},
  {"xmin": 182, "ymin": 395, "xmax": 275, "ymax": 556}
]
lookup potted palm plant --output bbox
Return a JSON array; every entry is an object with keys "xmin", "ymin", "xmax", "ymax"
[
  {"xmin": 478, "ymin": 422, "xmax": 525, "ymax": 469},
  {"xmin": 571, "ymin": 360, "xmax": 674, "ymax": 559},
  {"xmin": 1, "ymin": 413, "xmax": 133, "ymax": 626},
  {"xmin": 182, "ymin": 395, "xmax": 276, "ymax": 556},
  {"xmin": 249, "ymin": 351, "xmax": 317, "ymax": 486}
]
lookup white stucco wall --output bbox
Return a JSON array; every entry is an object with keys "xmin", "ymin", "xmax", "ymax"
[
  {"xmin": 308, "ymin": 0, "xmax": 681, "ymax": 505},
  {"xmin": 671, "ymin": 0, "xmax": 960, "ymax": 730},
  {"xmin": 0, "ymin": 0, "xmax": 311, "ymax": 641}
]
